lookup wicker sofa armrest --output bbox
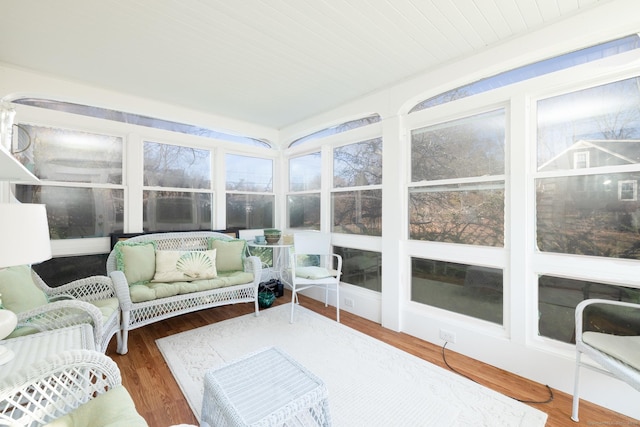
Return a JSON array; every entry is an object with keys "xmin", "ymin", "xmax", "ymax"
[
  {"xmin": 109, "ymin": 269, "xmax": 134, "ymax": 310},
  {"xmin": 32, "ymin": 272, "xmax": 117, "ymax": 303},
  {"xmin": 13, "ymin": 300, "xmax": 104, "ymax": 349},
  {"xmin": 243, "ymin": 255, "xmax": 262, "ymax": 280},
  {"xmin": 0, "ymin": 349, "xmax": 126, "ymax": 426}
]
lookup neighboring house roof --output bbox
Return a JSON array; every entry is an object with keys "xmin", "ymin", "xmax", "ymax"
[{"xmin": 538, "ymin": 139, "xmax": 640, "ymax": 171}]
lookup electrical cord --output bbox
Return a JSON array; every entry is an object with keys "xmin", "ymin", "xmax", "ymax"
[{"xmin": 441, "ymin": 342, "xmax": 554, "ymax": 404}]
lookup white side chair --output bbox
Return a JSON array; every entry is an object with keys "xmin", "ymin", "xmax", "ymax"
[
  {"xmin": 571, "ymin": 299, "xmax": 640, "ymax": 422},
  {"xmin": 290, "ymin": 232, "xmax": 342, "ymax": 323}
]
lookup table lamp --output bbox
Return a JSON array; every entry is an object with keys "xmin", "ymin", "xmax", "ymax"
[{"xmin": 0, "ymin": 203, "xmax": 52, "ymax": 364}]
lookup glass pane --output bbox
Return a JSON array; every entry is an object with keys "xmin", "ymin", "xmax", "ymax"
[
  {"xmin": 409, "ymin": 183, "xmax": 504, "ymax": 246},
  {"xmin": 225, "ymin": 194, "xmax": 274, "ymax": 229},
  {"xmin": 538, "ymin": 275, "xmax": 640, "ymax": 343},
  {"xmin": 411, "ymin": 258, "xmax": 503, "ymax": 324},
  {"xmin": 289, "ymin": 114, "xmax": 381, "ymax": 147},
  {"xmin": 332, "ymin": 189, "xmax": 382, "ymax": 236},
  {"xmin": 14, "ymin": 124, "xmax": 122, "ymax": 184},
  {"xmin": 333, "ymin": 138, "xmax": 382, "ymax": 187},
  {"xmin": 289, "ymin": 153, "xmax": 321, "ymax": 191},
  {"xmin": 411, "ymin": 109, "xmax": 505, "ymax": 181},
  {"xmin": 335, "ymin": 246, "xmax": 381, "ymax": 292},
  {"xmin": 288, "ymin": 194, "xmax": 320, "ymax": 230},
  {"xmin": 536, "ymin": 173, "xmax": 640, "ymax": 258},
  {"xmin": 15, "ymin": 185, "xmax": 124, "ymax": 239},
  {"xmin": 226, "ymin": 154, "xmax": 273, "ymax": 192},
  {"xmin": 144, "ymin": 191, "xmax": 212, "ymax": 232},
  {"xmin": 14, "ymin": 98, "xmax": 272, "ymax": 148},
  {"xmin": 410, "ymin": 35, "xmax": 640, "ymax": 113},
  {"xmin": 144, "ymin": 142, "xmax": 210, "ymax": 188},
  {"xmin": 537, "ymin": 78, "xmax": 640, "ymax": 172}
]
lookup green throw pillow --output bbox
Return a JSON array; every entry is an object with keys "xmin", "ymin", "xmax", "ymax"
[
  {"xmin": 152, "ymin": 249, "xmax": 217, "ymax": 282},
  {"xmin": 208, "ymin": 238, "xmax": 246, "ymax": 272},
  {"xmin": 0, "ymin": 265, "xmax": 48, "ymax": 313},
  {"xmin": 114, "ymin": 241, "xmax": 156, "ymax": 286}
]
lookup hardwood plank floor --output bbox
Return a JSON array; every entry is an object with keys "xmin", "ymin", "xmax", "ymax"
[{"xmin": 106, "ymin": 292, "xmax": 637, "ymax": 427}]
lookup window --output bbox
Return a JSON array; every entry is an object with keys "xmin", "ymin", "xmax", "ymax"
[
  {"xmin": 143, "ymin": 141, "xmax": 213, "ymax": 232},
  {"xmin": 335, "ymin": 246, "xmax": 381, "ymax": 291},
  {"xmin": 289, "ymin": 114, "xmax": 381, "ymax": 147},
  {"xmin": 288, "ymin": 153, "xmax": 321, "ymax": 230},
  {"xmin": 538, "ymin": 275, "xmax": 640, "ymax": 343},
  {"xmin": 573, "ymin": 151, "xmax": 589, "ymax": 169},
  {"xmin": 619, "ymin": 180, "xmax": 637, "ymax": 201},
  {"xmin": 13, "ymin": 124, "xmax": 124, "ymax": 239},
  {"xmin": 409, "ymin": 109, "xmax": 505, "ymax": 246},
  {"xmin": 14, "ymin": 98, "xmax": 271, "ymax": 148},
  {"xmin": 332, "ymin": 138, "xmax": 382, "ymax": 236},
  {"xmin": 411, "ymin": 258, "xmax": 503, "ymax": 324},
  {"xmin": 225, "ymin": 154, "xmax": 274, "ymax": 229},
  {"xmin": 410, "ymin": 34, "xmax": 640, "ymax": 113},
  {"xmin": 536, "ymin": 78, "xmax": 640, "ymax": 259}
]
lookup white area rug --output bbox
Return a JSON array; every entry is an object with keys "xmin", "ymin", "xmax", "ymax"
[{"xmin": 156, "ymin": 304, "xmax": 547, "ymax": 426}]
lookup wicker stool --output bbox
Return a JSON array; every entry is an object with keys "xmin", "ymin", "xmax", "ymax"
[{"xmin": 201, "ymin": 347, "xmax": 331, "ymax": 427}]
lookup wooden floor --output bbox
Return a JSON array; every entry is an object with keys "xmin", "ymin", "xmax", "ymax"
[{"xmin": 107, "ymin": 292, "xmax": 636, "ymax": 427}]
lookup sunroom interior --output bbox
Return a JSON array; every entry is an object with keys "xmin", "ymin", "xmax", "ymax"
[{"xmin": 1, "ymin": 0, "xmax": 639, "ymax": 420}]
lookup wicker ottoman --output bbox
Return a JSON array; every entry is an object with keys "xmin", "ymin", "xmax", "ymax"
[{"xmin": 201, "ymin": 347, "xmax": 331, "ymax": 427}]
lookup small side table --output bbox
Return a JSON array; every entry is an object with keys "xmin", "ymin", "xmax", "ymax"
[
  {"xmin": 0, "ymin": 324, "xmax": 96, "ymax": 378},
  {"xmin": 201, "ymin": 346, "xmax": 331, "ymax": 427},
  {"xmin": 247, "ymin": 241, "xmax": 293, "ymax": 288}
]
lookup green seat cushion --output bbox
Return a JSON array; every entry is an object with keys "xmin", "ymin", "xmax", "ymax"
[
  {"xmin": 129, "ymin": 271, "xmax": 254, "ymax": 303},
  {"xmin": 296, "ymin": 266, "xmax": 336, "ymax": 280},
  {"xmin": 45, "ymin": 385, "xmax": 148, "ymax": 427},
  {"xmin": 0, "ymin": 265, "xmax": 48, "ymax": 313},
  {"xmin": 208, "ymin": 238, "xmax": 246, "ymax": 272},
  {"xmin": 152, "ymin": 250, "xmax": 217, "ymax": 282},
  {"xmin": 113, "ymin": 241, "xmax": 156, "ymax": 286},
  {"xmin": 583, "ymin": 331, "xmax": 640, "ymax": 371},
  {"xmin": 91, "ymin": 297, "xmax": 120, "ymax": 321}
]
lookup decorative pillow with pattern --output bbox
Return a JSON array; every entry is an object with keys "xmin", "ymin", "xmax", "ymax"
[{"xmin": 152, "ymin": 249, "xmax": 217, "ymax": 282}]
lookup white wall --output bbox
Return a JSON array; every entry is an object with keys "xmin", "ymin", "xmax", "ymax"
[{"xmin": 280, "ymin": 0, "xmax": 640, "ymax": 419}]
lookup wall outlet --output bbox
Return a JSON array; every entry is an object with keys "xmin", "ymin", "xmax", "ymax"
[
  {"xmin": 439, "ymin": 329, "xmax": 457, "ymax": 343},
  {"xmin": 344, "ymin": 297, "xmax": 354, "ymax": 308}
]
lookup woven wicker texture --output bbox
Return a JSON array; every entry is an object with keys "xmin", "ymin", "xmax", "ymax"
[
  {"xmin": 14, "ymin": 271, "xmax": 120, "ymax": 353},
  {"xmin": 106, "ymin": 231, "xmax": 261, "ymax": 354},
  {"xmin": 201, "ymin": 347, "xmax": 331, "ymax": 427},
  {"xmin": 0, "ymin": 350, "xmax": 122, "ymax": 426}
]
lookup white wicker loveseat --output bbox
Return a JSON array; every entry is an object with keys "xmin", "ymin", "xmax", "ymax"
[{"xmin": 106, "ymin": 231, "xmax": 261, "ymax": 354}]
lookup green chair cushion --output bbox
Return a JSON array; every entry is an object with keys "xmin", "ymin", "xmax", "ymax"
[
  {"xmin": 296, "ymin": 266, "xmax": 335, "ymax": 280},
  {"xmin": 583, "ymin": 331, "xmax": 640, "ymax": 371},
  {"xmin": 0, "ymin": 265, "xmax": 48, "ymax": 313},
  {"xmin": 45, "ymin": 385, "xmax": 148, "ymax": 427}
]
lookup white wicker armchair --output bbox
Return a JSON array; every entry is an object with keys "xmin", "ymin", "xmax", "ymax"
[
  {"xmin": 6, "ymin": 269, "xmax": 121, "ymax": 353},
  {"xmin": 0, "ymin": 349, "xmax": 147, "ymax": 426}
]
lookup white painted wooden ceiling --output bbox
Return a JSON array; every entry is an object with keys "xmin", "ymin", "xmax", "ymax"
[{"xmin": 0, "ymin": 0, "xmax": 610, "ymax": 129}]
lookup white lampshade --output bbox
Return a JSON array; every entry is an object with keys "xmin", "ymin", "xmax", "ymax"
[{"xmin": 0, "ymin": 203, "xmax": 52, "ymax": 268}]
